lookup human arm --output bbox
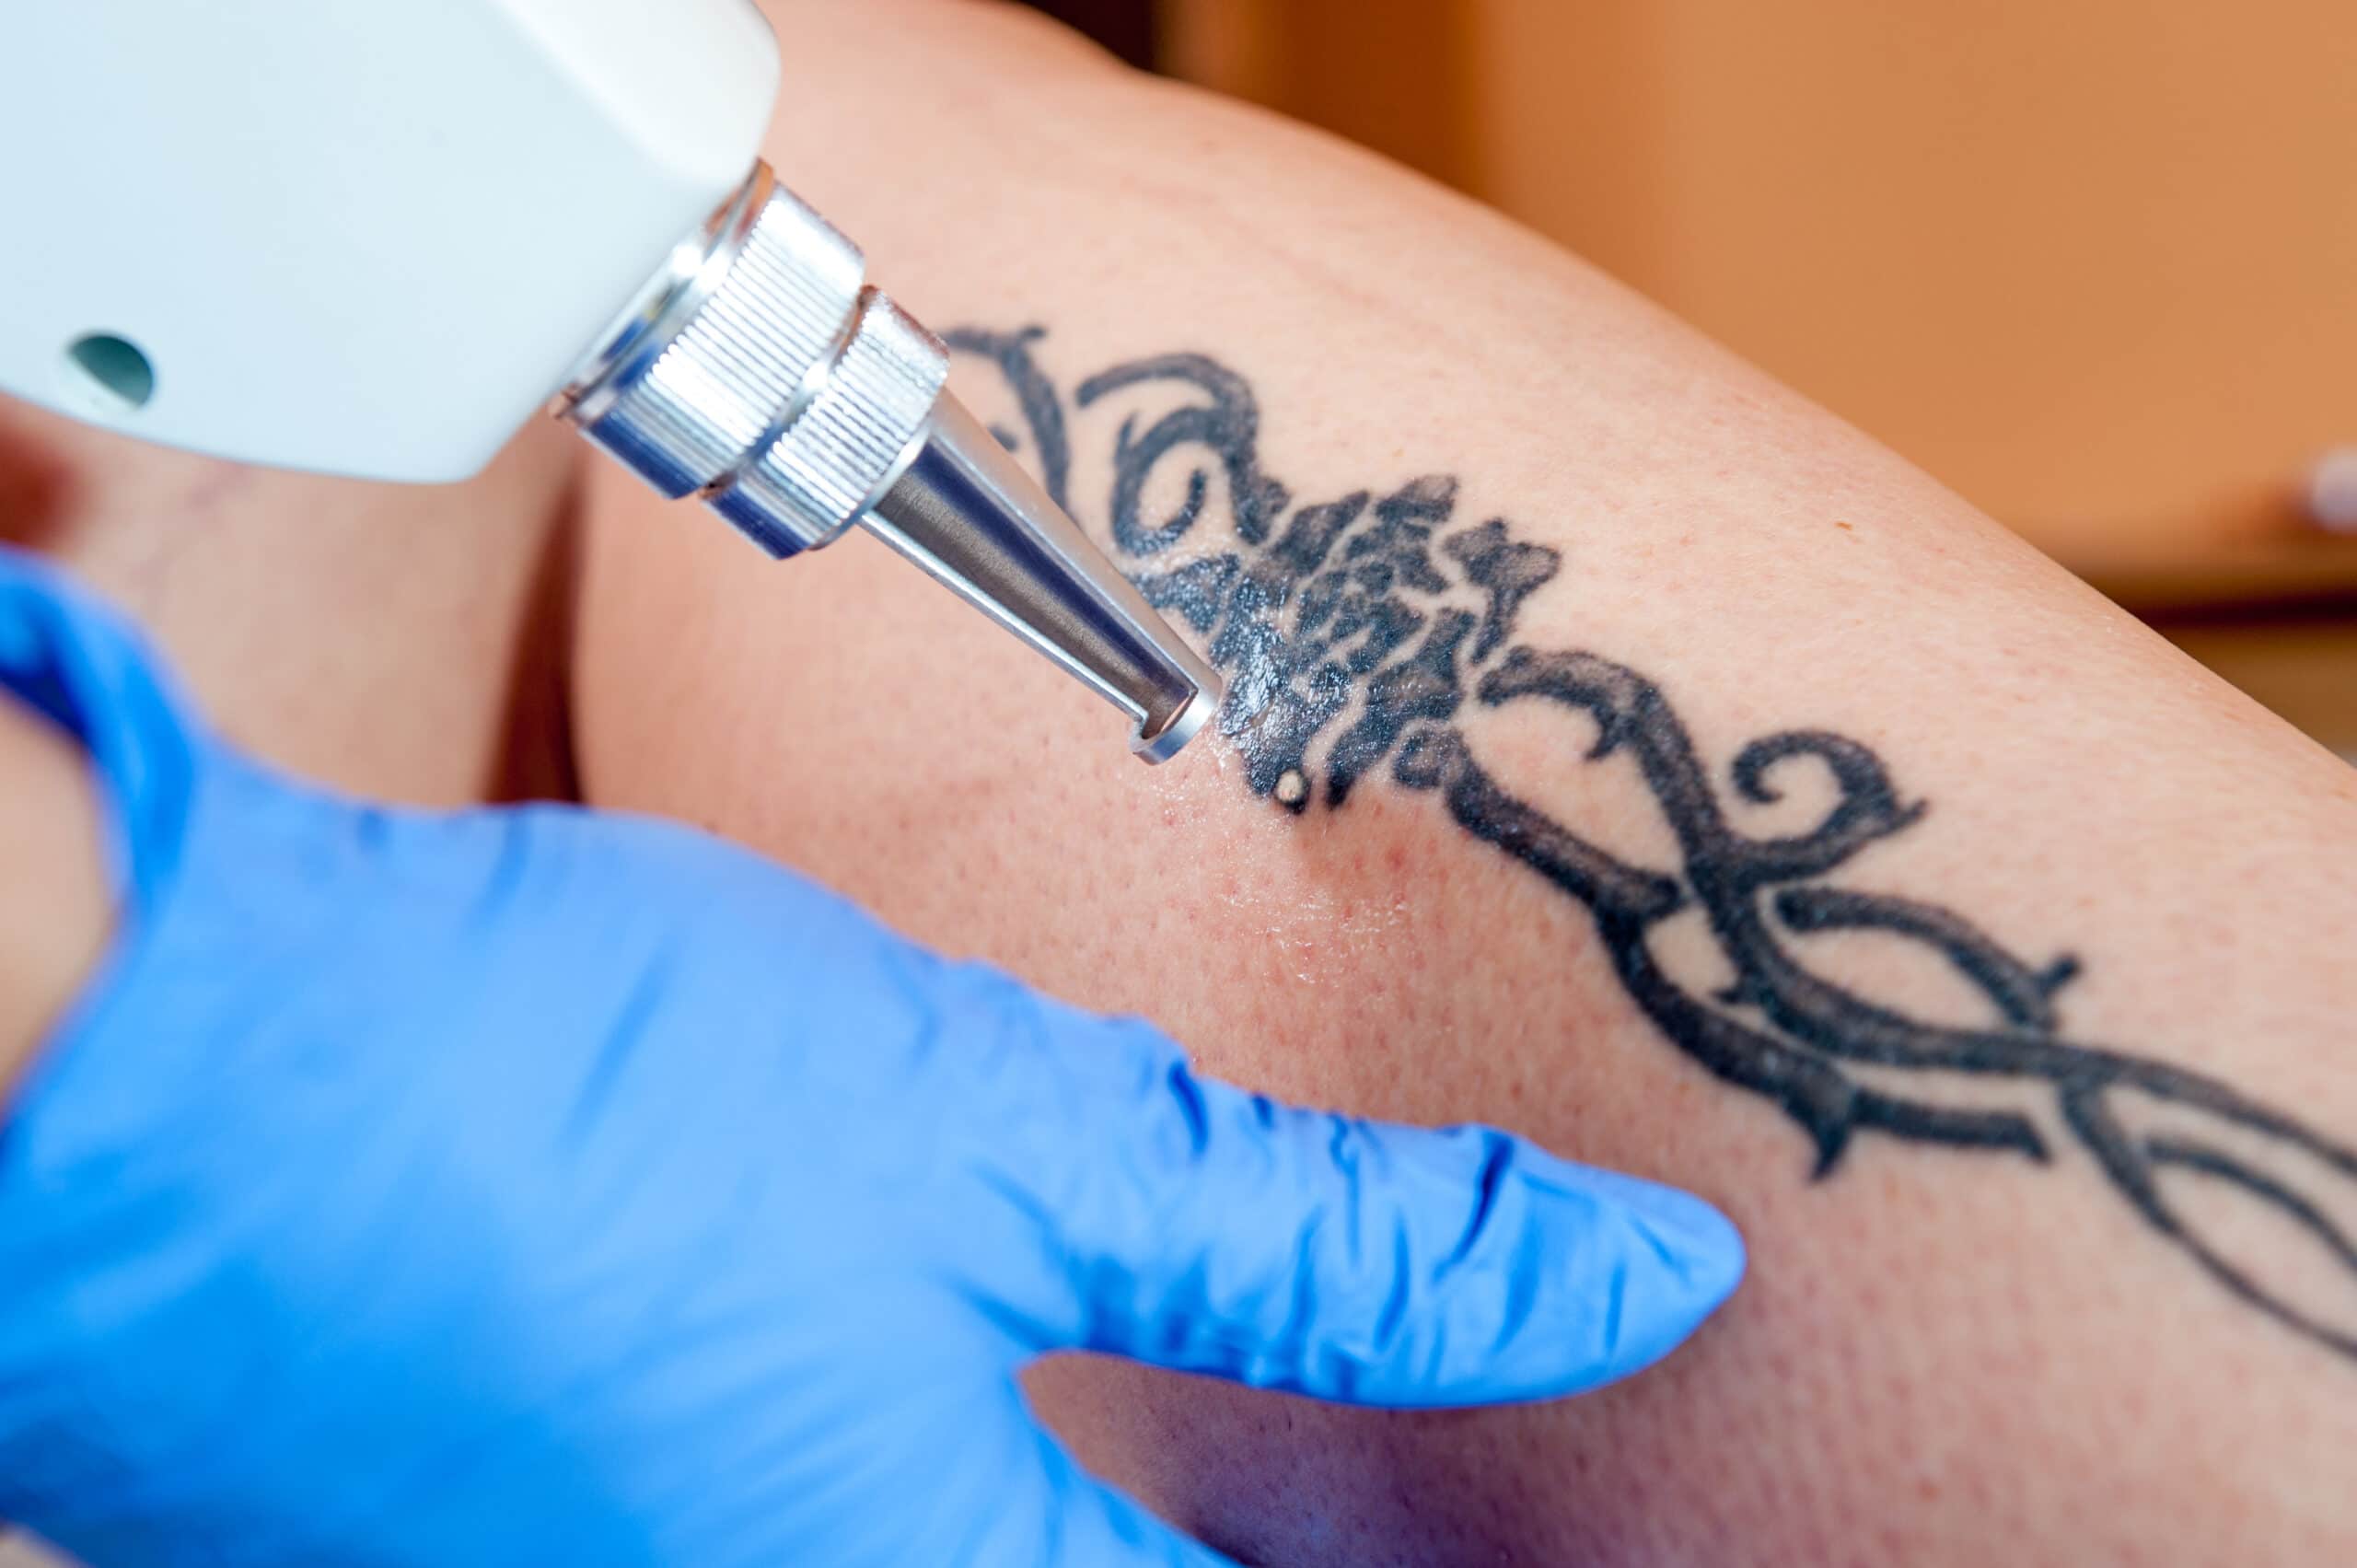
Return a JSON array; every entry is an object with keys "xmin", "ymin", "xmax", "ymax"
[{"xmin": 570, "ymin": 4, "xmax": 2357, "ymax": 1561}]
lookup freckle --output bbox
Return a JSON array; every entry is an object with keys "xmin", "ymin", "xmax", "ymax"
[
  {"xmin": 1835, "ymin": 519, "xmax": 1854, "ymax": 532},
  {"xmin": 1273, "ymin": 769, "xmax": 1308, "ymax": 807}
]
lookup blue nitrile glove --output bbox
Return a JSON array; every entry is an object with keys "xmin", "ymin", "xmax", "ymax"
[{"xmin": 0, "ymin": 549, "xmax": 1742, "ymax": 1568}]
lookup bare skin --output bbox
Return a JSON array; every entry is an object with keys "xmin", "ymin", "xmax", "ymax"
[
  {"xmin": 0, "ymin": 399, "xmax": 579, "ymax": 1113},
  {"xmin": 0, "ymin": 399, "xmax": 580, "ymax": 808},
  {"xmin": 568, "ymin": 4, "xmax": 2357, "ymax": 1562},
  {"xmin": 0, "ymin": 699, "xmax": 109, "ymax": 1106}
]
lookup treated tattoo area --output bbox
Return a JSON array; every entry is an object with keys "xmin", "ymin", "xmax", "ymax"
[{"xmin": 948, "ymin": 325, "xmax": 2357, "ymax": 1364}]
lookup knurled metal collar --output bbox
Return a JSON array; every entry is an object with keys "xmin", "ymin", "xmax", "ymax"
[
  {"xmin": 559, "ymin": 162, "xmax": 949, "ymax": 557},
  {"xmin": 712, "ymin": 291, "xmax": 946, "ymax": 555}
]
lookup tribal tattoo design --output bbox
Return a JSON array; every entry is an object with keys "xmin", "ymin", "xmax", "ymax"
[{"xmin": 948, "ymin": 325, "xmax": 2357, "ymax": 1362}]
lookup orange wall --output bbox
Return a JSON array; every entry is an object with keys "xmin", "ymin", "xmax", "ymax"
[{"xmin": 1163, "ymin": 0, "xmax": 2357, "ymax": 601}]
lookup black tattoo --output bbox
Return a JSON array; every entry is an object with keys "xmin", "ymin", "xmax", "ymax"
[{"xmin": 950, "ymin": 327, "xmax": 2357, "ymax": 1362}]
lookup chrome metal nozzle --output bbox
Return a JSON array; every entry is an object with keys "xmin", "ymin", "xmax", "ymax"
[
  {"xmin": 558, "ymin": 161, "xmax": 1221, "ymax": 763},
  {"xmin": 865, "ymin": 397, "xmax": 1223, "ymax": 762}
]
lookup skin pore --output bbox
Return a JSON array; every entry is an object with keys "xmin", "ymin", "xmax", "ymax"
[
  {"xmin": 958, "ymin": 328, "xmax": 2357, "ymax": 1363},
  {"xmin": 575, "ymin": 4, "xmax": 2357, "ymax": 1562},
  {"xmin": 2, "ymin": 0, "xmax": 2349, "ymax": 1560}
]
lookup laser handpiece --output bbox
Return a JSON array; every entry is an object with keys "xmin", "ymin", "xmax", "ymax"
[
  {"xmin": 0, "ymin": 0, "xmax": 1220, "ymax": 764},
  {"xmin": 561, "ymin": 164, "xmax": 1221, "ymax": 762}
]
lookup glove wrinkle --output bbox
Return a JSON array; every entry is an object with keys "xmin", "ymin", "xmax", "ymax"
[{"xmin": 0, "ymin": 551, "xmax": 1742, "ymax": 1566}]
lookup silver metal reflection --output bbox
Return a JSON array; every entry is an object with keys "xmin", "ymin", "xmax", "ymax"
[
  {"xmin": 558, "ymin": 162, "xmax": 1220, "ymax": 762},
  {"xmin": 865, "ymin": 399, "xmax": 1223, "ymax": 762}
]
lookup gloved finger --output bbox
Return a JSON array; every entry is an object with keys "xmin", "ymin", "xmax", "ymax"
[{"xmin": 953, "ymin": 993, "xmax": 1744, "ymax": 1409}]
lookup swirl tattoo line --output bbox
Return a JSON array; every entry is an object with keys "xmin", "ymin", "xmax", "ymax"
[{"xmin": 947, "ymin": 326, "xmax": 2357, "ymax": 1363}]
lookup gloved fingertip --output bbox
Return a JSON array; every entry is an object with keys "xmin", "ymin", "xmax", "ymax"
[
  {"xmin": 1547, "ymin": 1149, "xmax": 1747, "ymax": 1305},
  {"xmin": 1459, "ymin": 1146, "xmax": 1746, "ymax": 1400}
]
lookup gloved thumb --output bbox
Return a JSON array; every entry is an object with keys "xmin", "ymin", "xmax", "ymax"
[{"xmin": 928, "ymin": 975, "xmax": 1744, "ymax": 1408}]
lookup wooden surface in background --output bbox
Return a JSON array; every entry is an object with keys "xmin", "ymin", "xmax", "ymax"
[
  {"xmin": 1161, "ymin": 0, "xmax": 2357, "ymax": 606},
  {"xmin": 2163, "ymin": 614, "xmax": 2357, "ymax": 761},
  {"xmin": 1020, "ymin": 0, "xmax": 1156, "ymax": 66},
  {"xmin": 1159, "ymin": 0, "xmax": 1476, "ymax": 188}
]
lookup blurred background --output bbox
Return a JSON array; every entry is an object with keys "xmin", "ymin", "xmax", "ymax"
[{"xmin": 1025, "ymin": 0, "xmax": 2357, "ymax": 760}]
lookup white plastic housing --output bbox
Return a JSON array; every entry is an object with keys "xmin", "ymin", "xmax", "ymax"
[{"xmin": 0, "ymin": 0, "xmax": 779, "ymax": 482}]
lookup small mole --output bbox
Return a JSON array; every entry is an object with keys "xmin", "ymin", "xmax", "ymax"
[
  {"xmin": 1273, "ymin": 769, "xmax": 1308, "ymax": 808},
  {"xmin": 1835, "ymin": 519, "xmax": 1855, "ymax": 532}
]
